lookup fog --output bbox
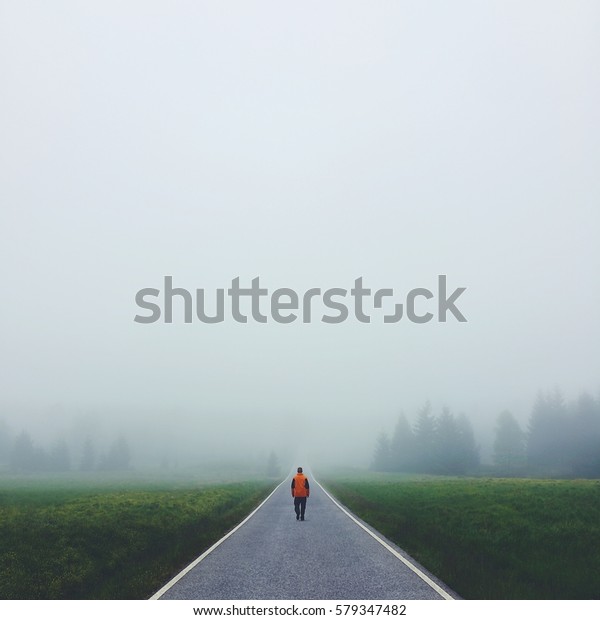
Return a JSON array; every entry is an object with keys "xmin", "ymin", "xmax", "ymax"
[{"xmin": 1, "ymin": 1, "xmax": 599, "ymax": 472}]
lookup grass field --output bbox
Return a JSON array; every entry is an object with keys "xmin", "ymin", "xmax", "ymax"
[
  {"xmin": 0, "ymin": 473, "xmax": 276, "ymax": 599},
  {"xmin": 322, "ymin": 471, "xmax": 600, "ymax": 599}
]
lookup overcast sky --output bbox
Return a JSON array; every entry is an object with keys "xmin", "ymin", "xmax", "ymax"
[{"xmin": 1, "ymin": 1, "xmax": 599, "ymax": 466}]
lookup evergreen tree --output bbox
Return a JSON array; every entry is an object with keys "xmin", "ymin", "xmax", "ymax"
[
  {"xmin": 99, "ymin": 436, "xmax": 131, "ymax": 470},
  {"xmin": 389, "ymin": 413, "xmax": 415, "ymax": 472},
  {"xmin": 413, "ymin": 402, "xmax": 436, "ymax": 472},
  {"xmin": 32, "ymin": 446, "xmax": 49, "ymax": 472},
  {"xmin": 527, "ymin": 388, "xmax": 569, "ymax": 474},
  {"xmin": 10, "ymin": 431, "xmax": 36, "ymax": 473},
  {"xmin": 455, "ymin": 414, "xmax": 479, "ymax": 472},
  {"xmin": 371, "ymin": 431, "xmax": 391, "ymax": 471},
  {"xmin": 0, "ymin": 419, "xmax": 11, "ymax": 466},
  {"xmin": 79, "ymin": 437, "xmax": 96, "ymax": 472},
  {"xmin": 266, "ymin": 450, "xmax": 281, "ymax": 477},
  {"xmin": 570, "ymin": 392, "xmax": 600, "ymax": 477},
  {"xmin": 49, "ymin": 439, "xmax": 71, "ymax": 472},
  {"xmin": 493, "ymin": 410, "xmax": 526, "ymax": 474},
  {"xmin": 434, "ymin": 407, "xmax": 462, "ymax": 474}
]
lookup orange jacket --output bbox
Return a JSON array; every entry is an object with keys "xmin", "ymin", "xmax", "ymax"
[{"xmin": 291, "ymin": 473, "xmax": 310, "ymax": 498}]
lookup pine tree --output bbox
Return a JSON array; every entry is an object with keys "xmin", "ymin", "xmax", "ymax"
[
  {"xmin": 527, "ymin": 388, "xmax": 569, "ymax": 474},
  {"xmin": 570, "ymin": 392, "xmax": 600, "ymax": 477},
  {"xmin": 371, "ymin": 431, "xmax": 391, "ymax": 471},
  {"xmin": 434, "ymin": 407, "xmax": 462, "ymax": 474},
  {"xmin": 413, "ymin": 402, "xmax": 436, "ymax": 472},
  {"xmin": 79, "ymin": 437, "xmax": 96, "ymax": 471},
  {"xmin": 10, "ymin": 431, "xmax": 36, "ymax": 473},
  {"xmin": 49, "ymin": 439, "xmax": 71, "ymax": 472},
  {"xmin": 455, "ymin": 414, "xmax": 479, "ymax": 472},
  {"xmin": 99, "ymin": 436, "xmax": 131, "ymax": 470},
  {"xmin": 32, "ymin": 445, "xmax": 49, "ymax": 472},
  {"xmin": 266, "ymin": 450, "xmax": 281, "ymax": 477},
  {"xmin": 493, "ymin": 410, "xmax": 526, "ymax": 475},
  {"xmin": 389, "ymin": 413, "xmax": 415, "ymax": 472},
  {"xmin": 0, "ymin": 419, "xmax": 11, "ymax": 466}
]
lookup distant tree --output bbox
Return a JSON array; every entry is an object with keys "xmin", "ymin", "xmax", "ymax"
[
  {"xmin": 266, "ymin": 450, "xmax": 281, "ymax": 477},
  {"xmin": 159, "ymin": 456, "xmax": 172, "ymax": 470},
  {"xmin": 433, "ymin": 408, "xmax": 462, "ymax": 474},
  {"xmin": 455, "ymin": 414, "xmax": 480, "ymax": 472},
  {"xmin": 49, "ymin": 439, "xmax": 71, "ymax": 472},
  {"xmin": 0, "ymin": 419, "xmax": 11, "ymax": 465},
  {"xmin": 569, "ymin": 392, "xmax": 600, "ymax": 477},
  {"xmin": 413, "ymin": 402, "xmax": 436, "ymax": 472},
  {"xmin": 389, "ymin": 413, "xmax": 415, "ymax": 472},
  {"xmin": 10, "ymin": 431, "xmax": 36, "ymax": 473},
  {"xmin": 371, "ymin": 431, "xmax": 392, "ymax": 472},
  {"xmin": 79, "ymin": 437, "xmax": 96, "ymax": 472},
  {"xmin": 493, "ymin": 410, "xmax": 526, "ymax": 474},
  {"xmin": 113, "ymin": 436, "xmax": 131, "ymax": 470},
  {"xmin": 527, "ymin": 389, "xmax": 569, "ymax": 474},
  {"xmin": 32, "ymin": 446, "xmax": 49, "ymax": 472},
  {"xmin": 99, "ymin": 436, "xmax": 132, "ymax": 471}
]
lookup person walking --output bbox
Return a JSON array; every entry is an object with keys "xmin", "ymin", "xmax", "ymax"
[{"xmin": 291, "ymin": 466, "xmax": 310, "ymax": 521}]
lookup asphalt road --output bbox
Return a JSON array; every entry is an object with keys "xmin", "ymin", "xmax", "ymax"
[{"xmin": 155, "ymin": 473, "xmax": 457, "ymax": 600}]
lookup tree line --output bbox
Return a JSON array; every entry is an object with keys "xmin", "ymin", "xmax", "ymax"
[
  {"xmin": 523, "ymin": 389, "xmax": 600, "ymax": 477},
  {"xmin": 492, "ymin": 389, "xmax": 600, "ymax": 477},
  {"xmin": 372, "ymin": 403, "xmax": 480, "ymax": 474},
  {"xmin": 372, "ymin": 389, "xmax": 600, "ymax": 478},
  {"xmin": 0, "ymin": 423, "xmax": 131, "ymax": 474}
]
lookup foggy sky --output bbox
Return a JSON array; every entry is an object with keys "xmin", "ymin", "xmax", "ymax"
[{"xmin": 1, "ymin": 1, "xmax": 599, "ymax": 467}]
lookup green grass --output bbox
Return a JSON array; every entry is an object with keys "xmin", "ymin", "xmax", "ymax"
[
  {"xmin": 322, "ymin": 471, "xmax": 600, "ymax": 599},
  {"xmin": 0, "ymin": 474, "xmax": 276, "ymax": 599}
]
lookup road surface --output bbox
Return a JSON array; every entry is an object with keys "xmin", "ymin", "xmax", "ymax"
[{"xmin": 153, "ymin": 473, "xmax": 458, "ymax": 600}]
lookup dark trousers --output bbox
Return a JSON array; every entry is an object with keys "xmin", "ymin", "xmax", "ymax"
[{"xmin": 294, "ymin": 497, "xmax": 307, "ymax": 519}]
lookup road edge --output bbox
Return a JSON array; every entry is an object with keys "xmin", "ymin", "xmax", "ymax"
[
  {"xmin": 149, "ymin": 477, "xmax": 287, "ymax": 600},
  {"xmin": 314, "ymin": 476, "xmax": 458, "ymax": 601}
]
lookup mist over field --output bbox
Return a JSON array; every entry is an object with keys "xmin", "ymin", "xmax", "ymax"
[{"xmin": 1, "ymin": 1, "xmax": 599, "ymax": 475}]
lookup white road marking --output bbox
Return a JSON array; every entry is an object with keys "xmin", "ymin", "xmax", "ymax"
[
  {"xmin": 314, "ymin": 477, "xmax": 456, "ymax": 600},
  {"xmin": 149, "ymin": 477, "xmax": 288, "ymax": 600},
  {"xmin": 151, "ymin": 471, "xmax": 456, "ymax": 601}
]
